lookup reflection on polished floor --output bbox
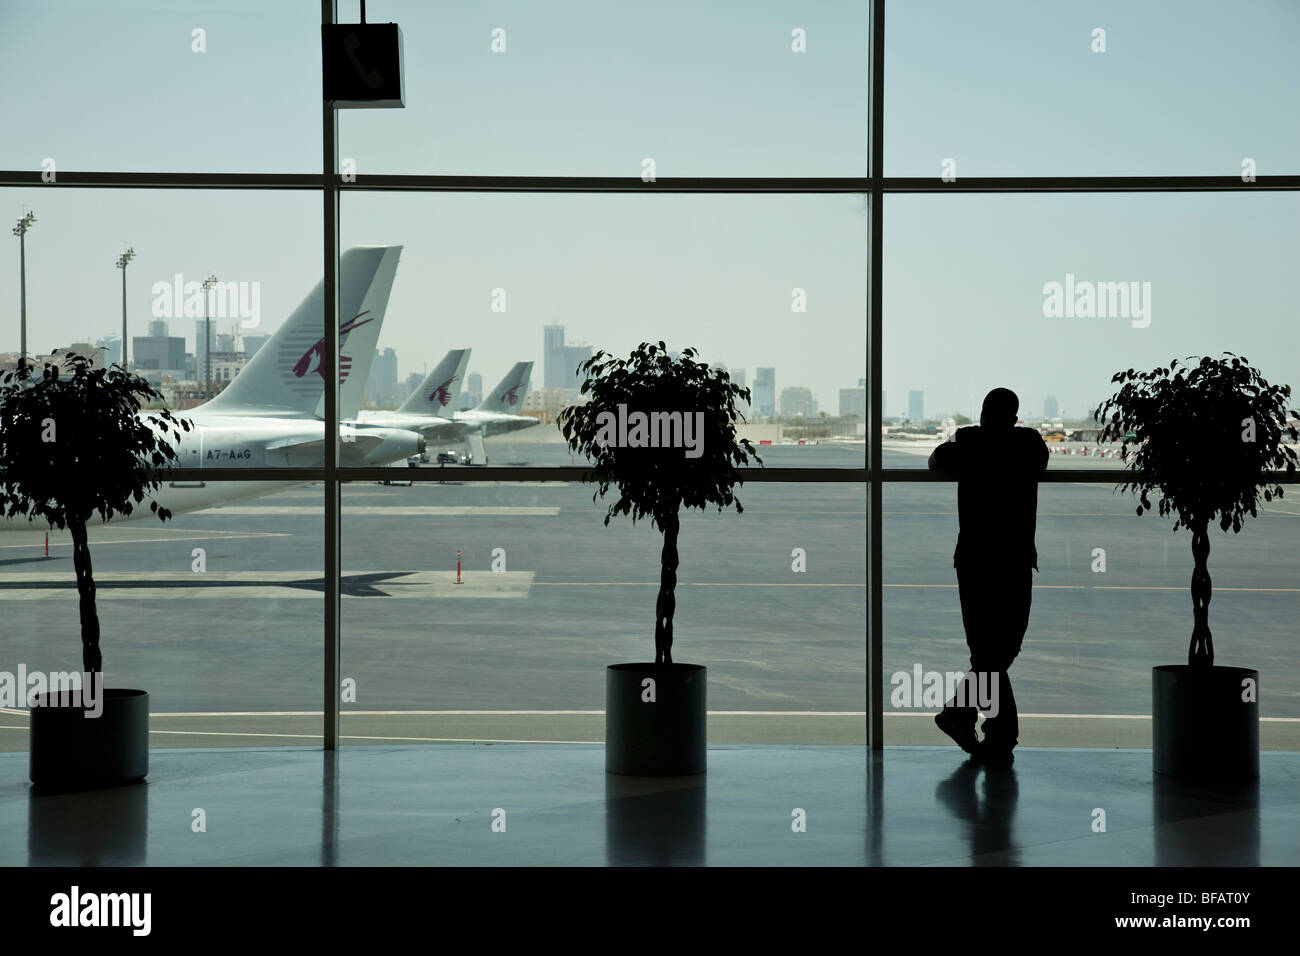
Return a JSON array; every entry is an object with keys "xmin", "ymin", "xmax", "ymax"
[{"xmin": 2, "ymin": 746, "xmax": 1296, "ymax": 866}]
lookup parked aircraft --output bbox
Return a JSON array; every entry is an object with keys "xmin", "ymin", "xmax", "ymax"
[{"xmin": 0, "ymin": 245, "xmax": 422, "ymax": 529}]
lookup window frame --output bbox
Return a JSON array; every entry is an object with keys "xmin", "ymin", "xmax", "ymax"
[{"xmin": 2, "ymin": 0, "xmax": 1296, "ymax": 751}]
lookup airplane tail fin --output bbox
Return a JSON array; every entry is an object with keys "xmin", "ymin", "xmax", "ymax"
[
  {"xmin": 201, "ymin": 245, "xmax": 402, "ymax": 417},
  {"xmin": 477, "ymin": 361, "xmax": 532, "ymax": 414},
  {"xmin": 396, "ymin": 348, "xmax": 471, "ymax": 415}
]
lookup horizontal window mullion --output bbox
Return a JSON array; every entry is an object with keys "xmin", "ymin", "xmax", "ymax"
[{"xmin": 4, "ymin": 171, "xmax": 1299, "ymax": 193}]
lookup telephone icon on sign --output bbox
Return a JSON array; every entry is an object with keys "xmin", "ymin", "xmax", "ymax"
[{"xmin": 344, "ymin": 31, "xmax": 383, "ymax": 89}]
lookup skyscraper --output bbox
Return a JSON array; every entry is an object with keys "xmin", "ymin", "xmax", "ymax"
[
  {"xmin": 908, "ymin": 390, "xmax": 924, "ymax": 422},
  {"xmin": 754, "ymin": 367, "xmax": 776, "ymax": 417},
  {"xmin": 543, "ymin": 324, "xmax": 567, "ymax": 389},
  {"xmin": 366, "ymin": 347, "xmax": 399, "ymax": 408},
  {"xmin": 243, "ymin": 334, "xmax": 271, "ymax": 358},
  {"xmin": 780, "ymin": 386, "xmax": 818, "ymax": 419},
  {"xmin": 543, "ymin": 324, "xmax": 592, "ymax": 391},
  {"xmin": 1043, "ymin": 395, "xmax": 1059, "ymax": 420},
  {"xmin": 728, "ymin": 367, "xmax": 750, "ymax": 417},
  {"xmin": 96, "ymin": 334, "xmax": 121, "ymax": 369},
  {"xmin": 839, "ymin": 387, "xmax": 866, "ymax": 418}
]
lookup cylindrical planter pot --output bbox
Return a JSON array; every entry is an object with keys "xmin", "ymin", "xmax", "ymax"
[
  {"xmin": 30, "ymin": 689, "xmax": 149, "ymax": 790},
  {"xmin": 606, "ymin": 664, "xmax": 706, "ymax": 776},
  {"xmin": 1153, "ymin": 665, "xmax": 1258, "ymax": 779}
]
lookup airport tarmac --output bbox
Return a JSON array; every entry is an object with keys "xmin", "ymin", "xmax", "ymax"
[{"xmin": 1, "ymin": 439, "xmax": 1296, "ymax": 751}]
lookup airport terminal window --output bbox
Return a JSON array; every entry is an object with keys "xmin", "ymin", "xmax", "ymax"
[
  {"xmin": 340, "ymin": 190, "xmax": 868, "ymax": 470},
  {"xmin": 0, "ymin": 2, "xmax": 320, "ymax": 174},
  {"xmin": 882, "ymin": 192, "xmax": 1300, "ymax": 428},
  {"xmin": 883, "ymin": 482, "xmax": 1300, "ymax": 750},
  {"xmin": 340, "ymin": 481, "xmax": 866, "ymax": 745},
  {"xmin": 2, "ymin": 0, "xmax": 1297, "ymax": 756},
  {"xmin": 337, "ymin": 0, "xmax": 871, "ymax": 178},
  {"xmin": 884, "ymin": 0, "xmax": 1300, "ymax": 177}
]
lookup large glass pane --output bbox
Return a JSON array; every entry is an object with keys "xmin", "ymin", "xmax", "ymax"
[
  {"xmin": 0, "ymin": 187, "xmax": 331, "ymax": 751},
  {"xmin": 341, "ymin": 480, "xmax": 865, "ymax": 745},
  {"xmin": 0, "ymin": 188, "xmax": 346, "ymax": 469},
  {"xmin": 339, "ymin": 0, "xmax": 870, "ymax": 177},
  {"xmin": 885, "ymin": 0, "xmax": 1300, "ymax": 177},
  {"xmin": 0, "ymin": 1, "xmax": 319, "ymax": 173},
  {"xmin": 341, "ymin": 191, "xmax": 868, "ymax": 471},
  {"xmin": 0, "ymin": 486, "xmax": 323, "ymax": 751},
  {"xmin": 884, "ymin": 479, "xmax": 1300, "ymax": 748},
  {"xmin": 882, "ymin": 192, "xmax": 1299, "ymax": 440}
]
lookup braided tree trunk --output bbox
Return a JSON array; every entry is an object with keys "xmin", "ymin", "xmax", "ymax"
[
  {"xmin": 1188, "ymin": 521, "xmax": 1213, "ymax": 667},
  {"xmin": 70, "ymin": 516, "xmax": 103, "ymax": 676},
  {"xmin": 654, "ymin": 511, "xmax": 680, "ymax": 666}
]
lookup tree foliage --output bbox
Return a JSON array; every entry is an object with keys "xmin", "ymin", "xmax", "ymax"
[
  {"xmin": 1094, "ymin": 354, "xmax": 1297, "ymax": 534},
  {"xmin": 1094, "ymin": 354, "xmax": 1298, "ymax": 666},
  {"xmin": 560, "ymin": 342, "xmax": 761, "ymax": 531},
  {"xmin": 0, "ymin": 352, "xmax": 190, "ymax": 676},
  {"xmin": 560, "ymin": 343, "xmax": 760, "ymax": 664},
  {"xmin": 0, "ymin": 353, "xmax": 190, "ymax": 529}
]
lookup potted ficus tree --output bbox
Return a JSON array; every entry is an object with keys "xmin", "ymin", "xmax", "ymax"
[
  {"xmin": 1095, "ymin": 354, "xmax": 1298, "ymax": 779},
  {"xmin": 561, "ymin": 343, "xmax": 760, "ymax": 776},
  {"xmin": 0, "ymin": 352, "xmax": 190, "ymax": 790}
]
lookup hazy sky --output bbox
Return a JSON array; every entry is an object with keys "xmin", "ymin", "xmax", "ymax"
[{"xmin": 2, "ymin": 0, "xmax": 1297, "ymax": 417}]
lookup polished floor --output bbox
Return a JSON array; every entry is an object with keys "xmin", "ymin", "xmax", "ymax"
[{"xmin": 2, "ymin": 745, "xmax": 1296, "ymax": 866}]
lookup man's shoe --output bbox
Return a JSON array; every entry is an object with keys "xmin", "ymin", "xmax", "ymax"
[{"xmin": 934, "ymin": 711, "xmax": 980, "ymax": 756}]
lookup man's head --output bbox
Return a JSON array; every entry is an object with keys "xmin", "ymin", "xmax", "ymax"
[{"xmin": 980, "ymin": 388, "xmax": 1019, "ymax": 430}]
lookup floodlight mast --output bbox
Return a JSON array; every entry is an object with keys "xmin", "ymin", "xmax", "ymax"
[
  {"xmin": 115, "ymin": 246, "xmax": 135, "ymax": 369},
  {"xmin": 12, "ymin": 211, "xmax": 36, "ymax": 369},
  {"xmin": 202, "ymin": 274, "xmax": 219, "ymax": 399}
]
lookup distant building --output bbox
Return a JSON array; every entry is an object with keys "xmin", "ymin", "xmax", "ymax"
[
  {"xmin": 148, "ymin": 319, "xmax": 169, "ymax": 338},
  {"xmin": 780, "ymin": 386, "xmax": 818, "ymax": 419},
  {"xmin": 523, "ymin": 386, "xmax": 584, "ymax": 425},
  {"xmin": 839, "ymin": 386, "xmax": 866, "ymax": 418},
  {"xmin": 727, "ymin": 367, "xmax": 750, "ymax": 417},
  {"xmin": 366, "ymin": 347, "xmax": 400, "ymax": 408},
  {"xmin": 458, "ymin": 371, "xmax": 484, "ymax": 409},
  {"xmin": 543, "ymin": 324, "xmax": 593, "ymax": 390},
  {"xmin": 1043, "ymin": 395, "xmax": 1059, "ymax": 420},
  {"xmin": 908, "ymin": 390, "xmax": 924, "ymax": 422},
  {"xmin": 194, "ymin": 319, "xmax": 212, "ymax": 369},
  {"xmin": 133, "ymin": 329, "xmax": 188, "ymax": 387},
  {"xmin": 208, "ymin": 351, "xmax": 248, "ymax": 388},
  {"xmin": 754, "ymin": 367, "xmax": 776, "ymax": 417},
  {"xmin": 243, "ymin": 334, "xmax": 271, "ymax": 358},
  {"xmin": 97, "ymin": 335, "xmax": 122, "ymax": 368},
  {"xmin": 398, "ymin": 371, "xmax": 423, "ymax": 405}
]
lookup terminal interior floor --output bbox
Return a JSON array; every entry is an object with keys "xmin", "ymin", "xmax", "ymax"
[{"xmin": 2, "ymin": 746, "xmax": 1296, "ymax": 866}]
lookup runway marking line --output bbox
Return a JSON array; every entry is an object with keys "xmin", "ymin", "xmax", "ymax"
[{"xmin": 0, "ymin": 531, "xmax": 290, "ymax": 550}]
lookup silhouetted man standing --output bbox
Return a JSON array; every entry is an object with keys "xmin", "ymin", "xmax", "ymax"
[{"xmin": 929, "ymin": 388, "xmax": 1048, "ymax": 763}]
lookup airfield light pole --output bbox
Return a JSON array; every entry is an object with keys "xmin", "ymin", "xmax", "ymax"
[
  {"xmin": 202, "ymin": 274, "xmax": 218, "ymax": 399},
  {"xmin": 115, "ymin": 246, "xmax": 135, "ymax": 369},
  {"xmin": 13, "ymin": 211, "xmax": 36, "ymax": 369}
]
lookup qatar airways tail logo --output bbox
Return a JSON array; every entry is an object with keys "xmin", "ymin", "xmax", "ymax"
[
  {"xmin": 501, "ymin": 385, "xmax": 521, "ymax": 407},
  {"xmin": 428, "ymin": 376, "xmax": 459, "ymax": 407},
  {"xmin": 292, "ymin": 312, "xmax": 373, "ymax": 384}
]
